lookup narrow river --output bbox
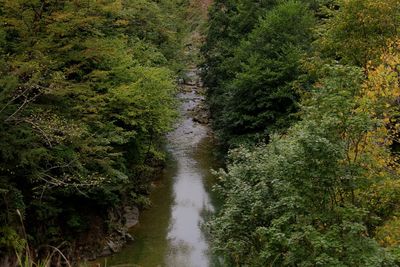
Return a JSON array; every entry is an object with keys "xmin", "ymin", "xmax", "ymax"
[{"xmin": 98, "ymin": 68, "xmax": 221, "ymax": 267}]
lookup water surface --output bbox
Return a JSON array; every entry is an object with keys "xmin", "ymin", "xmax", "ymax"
[{"xmin": 99, "ymin": 69, "xmax": 219, "ymax": 267}]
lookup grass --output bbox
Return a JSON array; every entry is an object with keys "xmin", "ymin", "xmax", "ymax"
[{"xmin": 15, "ymin": 209, "xmax": 72, "ymax": 267}]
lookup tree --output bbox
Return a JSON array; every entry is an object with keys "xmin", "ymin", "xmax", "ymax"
[
  {"xmin": 202, "ymin": 0, "xmax": 278, "ymax": 147},
  {"xmin": 0, "ymin": 0, "xmax": 182, "ymax": 260},
  {"xmin": 209, "ymin": 65, "xmax": 398, "ymax": 266},
  {"xmin": 317, "ymin": 0, "xmax": 400, "ymax": 66},
  {"xmin": 217, "ymin": 0, "xmax": 315, "ymax": 146}
]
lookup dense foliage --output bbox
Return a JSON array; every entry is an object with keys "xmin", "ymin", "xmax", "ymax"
[
  {"xmin": 0, "ymin": 0, "xmax": 187, "ymax": 260},
  {"xmin": 204, "ymin": 0, "xmax": 400, "ymax": 265},
  {"xmin": 202, "ymin": 0, "xmax": 329, "ymax": 147},
  {"xmin": 216, "ymin": 1, "xmax": 314, "ymax": 144}
]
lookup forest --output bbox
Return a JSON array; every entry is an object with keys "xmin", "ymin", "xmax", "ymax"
[
  {"xmin": 1, "ymin": 0, "xmax": 400, "ymax": 266},
  {"xmin": 203, "ymin": 0, "xmax": 400, "ymax": 266},
  {"xmin": 0, "ymin": 0, "xmax": 188, "ymax": 264}
]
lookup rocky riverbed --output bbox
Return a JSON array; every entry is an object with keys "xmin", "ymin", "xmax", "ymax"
[
  {"xmin": 181, "ymin": 68, "xmax": 210, "ymax": 125},
  {"xmin": 91, "ymin": 65, "xmax": 219, "ymax": 267}
]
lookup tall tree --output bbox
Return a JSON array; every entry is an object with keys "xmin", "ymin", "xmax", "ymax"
[
  {"xmin": 218, "ymin": 0, "xmax": 315, "ymax": 146},
  {"xmin": 0, "ymin": 0, "xmax": 183, "ymax": 260},
  {"xmin": 318, "ymin": 0, "xmax": 400, "ymax": 66}
]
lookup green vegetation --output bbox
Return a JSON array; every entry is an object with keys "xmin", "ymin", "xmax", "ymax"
[
  {"xmin": 216, "ymin": 1, "xmax": 315, "ymax": 146},
  {"xmin": 0, "ymin": 0, "xmax": 189, "ymax": 263},
  {"xmin": 204, "ymin": 0, "xmax": 400, "ymax": 265},
  {"xmin": 202, "ymin": 0, "xmax": 327, "ymax": 148},
  {"xmin": 2, "ymin": 0, "xmax": 400, "ymax": 265}
]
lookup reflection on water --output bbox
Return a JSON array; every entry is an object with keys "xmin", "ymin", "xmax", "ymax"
[
  {"xmin": 165, "ymin": 93, "xmax": 214, "ymax": 267},
  {"xmin": 99, "ymin": 69, "xmax": 220, "ymax": 267}
]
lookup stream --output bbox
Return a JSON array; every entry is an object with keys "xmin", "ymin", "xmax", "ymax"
[{"xmin": 98, "ymin": 68, "xmax": 221, "ymax": 267}]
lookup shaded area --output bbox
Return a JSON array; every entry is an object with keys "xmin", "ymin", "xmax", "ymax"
[{"xmin": 97, "ymin": 68, "xmax": 219, "ymax": 267}]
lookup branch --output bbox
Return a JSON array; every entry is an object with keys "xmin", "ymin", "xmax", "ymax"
[
  {"xmin": 5, "ymin": 90, "xmax": 42, "ymax": 122},
  {"xmin": 22, "ymin": 118, "xmax": 53, "ymax": 147},
  {"xmin": 0, "ymin": 87, "xmax": 31, "ymax": 114},
  {"xmin": 5, "ymin": 96, "xmax": 29, "ymax": 122}
]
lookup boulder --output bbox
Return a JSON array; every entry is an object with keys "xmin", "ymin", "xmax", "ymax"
[{"xmin": 124, "ymin": 206, "xmax": 139, "ymax": 229}]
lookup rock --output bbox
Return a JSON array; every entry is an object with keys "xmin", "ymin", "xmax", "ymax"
[
  {"xmin": 185, "ymin": 80, "xmax": 197, "ymax": 86},
  {"xmin": 115, "ymin": 228, "xmax": 125, "ymax": 236},
  {"xmin": 125, "ymin": 233, "xmax": 134, "ymax": 241},
  {"xmin": 100, "ymin": 245, "xmax": 112, "ymax": 257},
  {"xmin": 180, "ymin": 84, "xmax": 196, "ymax": 93},
  {"xmin": 76, "ymin": 206, "xmax": 140, "ymax": 261},
  {"xmin": 193, "ymin": 115, "xmax": 209, "ymax": 125},
  {"xmin": 105, "ymin": 239, "xmax": 123, "ymax": 253},
  {"xmin": 107, "ymin": 240, "xmax": 119, "ymax": 253},
  {"xmin": 124, "ymin": 206, "xmax": 139, "ymax": 229},
  {"xmin": 188, "ymin": 99, "xmax": 210, "ymax": 125}
]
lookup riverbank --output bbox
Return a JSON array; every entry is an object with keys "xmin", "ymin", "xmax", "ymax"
[
  {"xmin": 88, "ymin": 59, "xmax": 219, "ymax": 265},
  {"xmin": 81, "ymin": 1, "xmax": 214, "ymax": 265}
]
